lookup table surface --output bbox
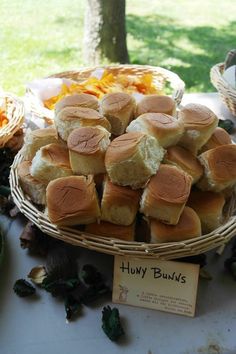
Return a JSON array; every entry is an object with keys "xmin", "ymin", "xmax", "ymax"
[{"xmin": 1, "ymin": 92, "xmax": 236, "ymax": 354}]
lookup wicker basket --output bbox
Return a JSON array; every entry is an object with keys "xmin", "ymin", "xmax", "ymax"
[
  {"xmin": 0, "ymin": 93, "xmax": 24, "ymax": 148},
  {"xmin": 26, "ymin": 64, "xmax": 185, "ymax": 119},
  {"xmin": 10, "ymin": 151, "xmax": 236, "ymax": 260},
  {"xmin": 210, "ymin": 63, "xmax": 236, "ymax": 116}
]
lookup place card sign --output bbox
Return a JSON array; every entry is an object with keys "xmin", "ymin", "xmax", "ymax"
[{"xmin": 112, "ymin": 256, "xmax": 200, "ymax": 317}]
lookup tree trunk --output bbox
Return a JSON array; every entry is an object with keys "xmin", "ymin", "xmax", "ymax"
[{"xmin": 83, "ymin": 0, "xmax": 129, "ymax": 65}]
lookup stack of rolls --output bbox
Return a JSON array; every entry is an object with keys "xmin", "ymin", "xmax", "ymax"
[{"xmin": 18, "ymin": 90, "xmax": 236, "ymax": 243}]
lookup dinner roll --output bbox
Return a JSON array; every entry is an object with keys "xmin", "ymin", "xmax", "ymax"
[
  {"xmin": 105, "ymin": 132, "xmax": 165, "ymax": 189},
  {"xmin": 85, "ymin": 221, "xmax": 135, "ymax": 241},
  {"xmin": 200, "ymin": 127, "xmax": 232, "ymax": 153},
  {"xmin": 187, "ymin": 189, "xmax": 225, "ymax": 233},
  {"xmin": 140, "ymin": 164, "xmax": 192, "ymax": 225},
  {"xmin": 150, "ymin": 206, "xmax": 201, "ymax": 243},
  {"xmin": 163, "ymin": 146, "xmax": 203, "ymax": 184},
  {"xmin": 101, "ymin": 177, "xmax": 141, "ymax": 225},
  {"xmin": 178, "ymin": 103, "xmax": 218, "ymax": 155},
  {"xmin": 68, "ymin": 126, "xmax": 111, "ymax": 175},
  {"xmin": 136, "ymin": 95, "xmax": 176, "ymax": 117},
  {"xmin": 101, "ymin": 92, "xmax": 136, "ymax": 135},
  {"xmin": 22, "ymin": 127, "xmax": 58, "ymax": 160},
  {"xmin": 197, "ymin": 145, "xmax": 236, "ymax": 192},
  {"xmin": 17, "ymin": 161, "xmax": 46, "ymax": 205},
  {"xmin": 126, "ymin": 112, "xmax": 184, "ymax": 148},
  {"xmin": 46, "ymin": 175, "xmax": 100, "ymax": 226},
  {"xmin": 55, "ymin": 93, "xmax": 99, "ymax": 115},
  {"xmin": 30, "ymin": 143, "xmax": 73, "ymax": 184},
  {"xmin": 55, "ymin": 106, "xmax": 111, "ymax": 141}
]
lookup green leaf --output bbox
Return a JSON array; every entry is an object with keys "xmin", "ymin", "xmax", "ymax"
[
  {"xmin": 218, "ymin": 119, "xmax": 234, "ymax": 134},
  {"xmin": 13, "ymin": 279, "xmax": 36, "ymax": 297},
  {"xmin": 102, "ymin": 306, "xmax": 125, "ymax": 342}
]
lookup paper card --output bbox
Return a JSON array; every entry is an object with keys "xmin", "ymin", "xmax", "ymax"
[{"xmin": 112, "ymin": 256, "xmax": 200, "ymax": 317}]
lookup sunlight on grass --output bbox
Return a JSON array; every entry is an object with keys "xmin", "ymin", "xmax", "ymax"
[{"xmin": 0, "ymin": 0, "xmax": 236, "ymax": 95}]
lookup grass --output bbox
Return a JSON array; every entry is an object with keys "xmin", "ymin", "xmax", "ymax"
[{"xmin": 0, "ymin": 0, "xmax": 235, "ymax": 95}]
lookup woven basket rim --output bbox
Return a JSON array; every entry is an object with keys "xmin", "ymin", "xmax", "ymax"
[
  {"xmin": 211, "ymin": 62, "xmax": 236, "ymax": 95},
  {"xmin": 26, "ymin": 64, "xmax": 185, "ymax": 119},
  {"xmin": 0, "ymin": 92, "xmax": 24, "ymax": 147},
  {"xmin": 10, "ymin": 151, "xmax": 236, "ymax": 260}
]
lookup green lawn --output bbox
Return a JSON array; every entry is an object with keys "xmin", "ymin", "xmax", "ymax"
[{"xmin": 0, "ymin": 0, "xmax": 235, "ymax": 95}]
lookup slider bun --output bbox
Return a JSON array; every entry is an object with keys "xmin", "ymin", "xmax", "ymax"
[
  {"xmin": 55, "ymin": 93, "xmax": 99, "ymax": 114},
  {"xmin": 163, "ymin": 146, "xmax": 203, "ymax": 184},
  {"xmin": 101, "ymin": 177, "xmax": 141, "ymax": 225},
  {"xmin": 105, "ymin": 132, "xmax": 165, "ymax": 189},
  {"xmin": 55, "ymin": 106, "xmax": 111, "ymax": 141},
  {"xmin": 200, "ymin": 127, "xmax": 232, "ymax": 153},
  {"xmin": 46, "ymin": 175, "xmax": 100, "ymax": 226},
  {"xmin": 178, "ymin": 103, "xmax": 218, "ymax": 155},
  {"xmin": 187, "ymin": 189, "xmax": 225, "ymax": 233},
  {"xmin": 101, "ymin": 92, "xmax": 136, "ymax": 135},
  {"xmin": 22, "ymin": 127, "xmax": 58, "ymax": 160},
  {"xmin": 126, "ymin": 112, "xmax": 184, "ymax": 148},
  {"xmin": 30, "ymin": 143, "xmax": 73, "ymax": 184},
  {"xmin": 17, "ymin": 160, "xmax": 46, "ymax": 205},
  {"xmin": 85, "ymin": 221, "xmax": 135, "ymax": 241},
  {"xmin": 136, "ymin": 95, "xmax": 176, "ymax": 117},
  {"xmin": 197, "ymin": 144, "xmax": 236, "ymax": 192},
  {"xmin": 140, "ymin": 164, "xmax": 192, "ymax": 225},
  {"xmin": 67, "ymin": 126, "xmax": 111, "ymax": 175},
  {"xmin": 150, "ymin": 206, "xmax": 201, "ymax": 243}
]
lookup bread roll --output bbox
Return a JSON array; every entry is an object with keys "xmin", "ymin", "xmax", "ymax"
[
  {"xmin": 178, "ymin": 103, "xmax": 218, "ymax": 155},
  {"xmin": 55, "ymin": 106, "xmax": 111, "ymax": 141},
  {"xmin": 17, "ymin": 161, "xmax": 46, "ymax": 205},
  {"xmin": 55, "ymin": 93, "xmax": 99, "ymax": 114},
  {"xmin": 46, "ymin": 175, "xmax": 100, "ymax": 226},
  {"xmin": 30, "ymin": 143, "xmax": 73, "ymax": 184},
  {"xmin": 5, "ymin": 128, "xmax": 24, "ymax": 152},
  {"xmin": 197, "ymin": 144, "xmax": 236, "ymax": 192},
  {"xmin": 85, "ymin": 221, "xmax": 135, "ymax": 241},
  {"xmin": 126, "ymin": 112, "xmax": 184, "ymax": 148},
  {"xmin": 101, "ymin": 177, "xmax": 141, "ymax": 225},
  {"xmin": 200, "ymin": 127, "xmax": 232, "ymax": 153},
  {"xmin": 22, "ymin": 127, "xmax": 58, "ymax": 160},
  {"xmin": 136, "ymin": 95, "xmax": 176, "ymax": 117},
  {"xmin": 187, "ymin": 189, "xmax": 225, "ymax": 233},
  {"xmin": 101, "ymin": 92, "xmax": 136, "ymax": 135},
  {"xmin": 105, "ymin": 132, "xmax": 165, "ymax": 189},
  {"xmin": 150, "ymin": 206, "xmax": 201, "ymax": 243},
  {"xmin": 163, "ymin": 146, "xmax": 203, "ymax": 184},
  {"xmin": 140, "ymin": 164, "xmax": 192, "ymax": 225},
  {"xmin": 68, "ymin": 126, "xmax": 111, "ymax": 175}
]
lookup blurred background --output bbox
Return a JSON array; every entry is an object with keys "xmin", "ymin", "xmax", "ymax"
[{"xmin": 0, "ymin": 0, "xmax": 235, "ymax": 95}]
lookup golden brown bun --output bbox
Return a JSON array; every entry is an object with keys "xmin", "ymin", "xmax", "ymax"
[
  {"xmin": 200, "ymin": 127, "xmax": 232, "ymax": 153},
  {"xmin": 105, "ymin": 132, "xmax": 165, "ymax": 189},
  {"xmin": 46, "ymin": 175, "xmax": 100, "ymax": 226},
  {"xmin": 68, "ymin": 126, "xmax": 110, "ymax": 175},
  {"xmin": 55, "ymin": 93, "xmax": 99, "ymax": 114},
  {"xmin": 22, "ymin": 127, "xmax": 58, "ymax": 160},
  {"xmin": 85, "ymin": 221, "xmax": 135, "ymax": 241},
  {"xmin": 101, "ymin": 92, "xmax": 136, "ymax": 135},
  {"xmin": 150, "ymin": 206, "xmax": 201, "ymax": 243},
  {"xmin": 136, "ymin": 95, "xmax": 176, "ymax": 117},
  {"xmin": 17, "ymin": 161, "xmax": 46, "ymax": 205},
  {"xmin": 178, "ymin": 103, "xmax": 218, "ymax": 155},
  {"xmin": 163, "ymin": 146, "xmax": 203, "ymax": 184},
  {"xmin": 140, "ymin": 164, "xmax": 192, "ymax": 225},
  {"xmin": 30, "ymin": 143, "xmax": 73, "ymax": 184},
  {"xmin": 5, "ymin": 128, "xmax": 24, "ymax": 152},
  {"xmin": 101, "ymin": 177, "xmax": 141, "ymax": 225},
  {"xmin": 187, "ymin": 189, "xmax": 225, "ymax": 233},
  {"xmin": 126, "ymin": 112, "xmax": 184, "ymax": 148},
  {"xmin": 197, "ymin": 144, "xmax": 236, "ymax": 192},
  {"xmin": 55, "ymin": 106, "xmax": 111, "ymax": 141}
]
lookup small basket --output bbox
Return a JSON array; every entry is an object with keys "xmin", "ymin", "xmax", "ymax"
[
  {"xmin": 210, "ymin": 63, "xmax": 236, "ymax": 116},
  {"xmin": 26, "ymin": 64, "xmax": 185, "ymax": 119},
  {"xmin": 0, "ymin": 93, "xmax": 24, "ymax": 148},
  {"xmin": 10, "ymin": 151, "xmax": 236, "ymax": 260}
]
